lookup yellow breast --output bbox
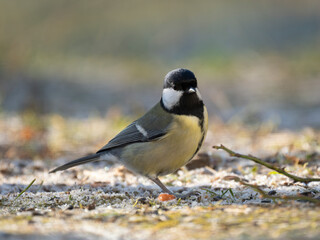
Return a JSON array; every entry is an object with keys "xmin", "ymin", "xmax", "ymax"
[{"xmin": 121, "ymin": 107, "xmax": 208, "ymax": 178}]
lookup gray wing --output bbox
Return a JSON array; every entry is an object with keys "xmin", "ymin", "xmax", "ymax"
[{"xmin": 97, "ymin": 103, "xmax": 172, "ymax": 153}]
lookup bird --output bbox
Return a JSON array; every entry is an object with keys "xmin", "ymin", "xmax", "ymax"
[{"xmin": 50, "ymin": 68, "xmax": 208, "ymax": 198}]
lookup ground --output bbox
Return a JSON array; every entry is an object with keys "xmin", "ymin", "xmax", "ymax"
[{"xmin": 0, "ymin": 114, "xmax": 320, "ymax": 240}]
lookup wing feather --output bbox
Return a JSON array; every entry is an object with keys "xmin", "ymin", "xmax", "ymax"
[{"xmin": 97, "ymin": 103, "xmax": 172, "ymax": 153}]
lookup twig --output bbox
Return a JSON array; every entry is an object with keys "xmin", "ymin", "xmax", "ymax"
[
  {"xmin": 243, "ymin": 182, "xmax": 320, "ymax": 204},
  {"xmin": 204, "ymin": 166, "xmax": 217, "ymax": 175},
  {"xmin": 11, "ymin": 178, "xmax": 36, "ymax": 205},
  {"xmin": 213, "ymin": 145, "xmax": 320, "ymax": 184},
  {"xmin": 223, "ymin": 176, "xmax": 320, "ymax": 204}
]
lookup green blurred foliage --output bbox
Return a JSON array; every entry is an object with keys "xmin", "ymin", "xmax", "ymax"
[
  {"xmin": 1, "ymin": 0, "xmax": 320, "ymax": 80},
  {"xmin": 0, "ymin": 0, "xmax": 320, "ymax": 129}
]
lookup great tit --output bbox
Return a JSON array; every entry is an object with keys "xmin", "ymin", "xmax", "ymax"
[{"xmin": 50, "ymin": 68, "xmax": 208, "ymax": 197}]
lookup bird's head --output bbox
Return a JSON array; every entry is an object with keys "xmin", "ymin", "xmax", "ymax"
[{"xmin": 161, "ymin": 68, "xmax": 203, "ymax": 113}]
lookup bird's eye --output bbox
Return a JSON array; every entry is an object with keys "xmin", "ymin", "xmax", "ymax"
[
  {"xmin": 190, "ymin": 81, "xmax": 197, "ymax": 88},
  {"xmin": 172, "ymin": 80, "xmax": 197, "ymax": 91},
  {"xmin": 181, "ymin": 83, "xmax": 189, "ymax": 91}
]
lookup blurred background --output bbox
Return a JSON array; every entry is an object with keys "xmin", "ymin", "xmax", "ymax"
[{"xmin": 0, "ymin": 0, "xmax": 320, "ymax": 160}]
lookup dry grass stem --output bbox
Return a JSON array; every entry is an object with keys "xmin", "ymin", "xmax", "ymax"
[{"xmin": 213, "ymin": 144, "xmax": 320, "ymax": 184}]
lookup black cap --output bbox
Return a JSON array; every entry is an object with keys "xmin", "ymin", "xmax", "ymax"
[{"xmin": 164, "ymin": 68, "xmax": 197, "ymax": 89}]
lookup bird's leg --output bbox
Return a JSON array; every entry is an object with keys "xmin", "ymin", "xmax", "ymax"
[
  {"xmin": 149, "ymin": 177, "xmax": 199, "ymax": 199},
  {"xmin": 149, "ymin": 177, "xmax": 174, "ymax": 195}
]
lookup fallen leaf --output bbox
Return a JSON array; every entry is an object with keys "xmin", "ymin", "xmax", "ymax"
[{"xmin": 158, "ymin": 193, "xmax": 176, "ymax": 201}]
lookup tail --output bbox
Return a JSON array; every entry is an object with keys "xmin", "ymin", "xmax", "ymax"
[{"xmin": 49, "ymin": 153, "xmax": 101, "ymax": 173}]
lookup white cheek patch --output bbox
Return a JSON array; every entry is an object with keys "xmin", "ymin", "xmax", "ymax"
[{"xmin": 162, "ymin": 88, "xmax": 183, "ymax": 110}]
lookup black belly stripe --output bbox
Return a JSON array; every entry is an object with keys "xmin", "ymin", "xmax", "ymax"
[
  {"xmin": 187, "ymin": 107, "xmax": 206, "ymax": 163},
  {"xmin": 160, "ymin": 94, "xmax": 206, "ymax": 163}
]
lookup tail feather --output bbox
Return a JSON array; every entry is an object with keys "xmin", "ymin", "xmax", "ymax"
[{"xmin": 49, "ymin": 153, "xmax": 100, "ymax": 173}]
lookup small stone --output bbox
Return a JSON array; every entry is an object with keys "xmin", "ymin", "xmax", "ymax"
[
  {"xmin": 136, "ymin": 197, "xmax": 147, "ymax": 204},
  {"xmin": 32, "ymin": 211, "xmax": 44, "ymax": 216},
  {"xmin": 268, "ymin": 190, "xmax": 277, "ymax": 196},
  {"xmin": 87, "ymin": 203, "xmax": 96, "ymax": 210},
  {"xmin": 67, "ymin": 205, "xmax": 74, "ymax": 210},
  {"xmin": 28, "ymin": 220, "xmax": 36, "ymax": 224},
  {"xmin": 212, "ymin": 196, "xmax": 223, "ymax": 201},
  {"xmin": 298, "ymin": 191, "xmax": 314, "ymax": 197}
]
